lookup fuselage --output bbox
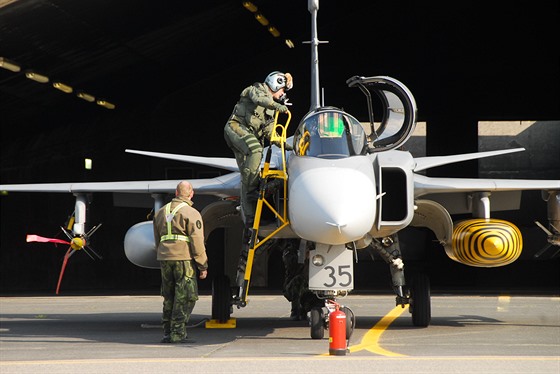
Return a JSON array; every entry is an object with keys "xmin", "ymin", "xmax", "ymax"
[
  {"xmin": 288, "ymin": 155, "xmax": 376, "ymax": 244},
  {"xmin": 286, "ymin": 107, "xmax": 376, "ymax": 245}
]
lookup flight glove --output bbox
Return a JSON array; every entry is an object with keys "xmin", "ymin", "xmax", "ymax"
[{"xmin": 274, "ymin": 103, "xmax": 289, "ymax": 113}]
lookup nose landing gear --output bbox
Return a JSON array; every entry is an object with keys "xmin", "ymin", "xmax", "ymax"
[{"xmin": 309, "ymin": 298, "xmax": 355, "ymax": 341}]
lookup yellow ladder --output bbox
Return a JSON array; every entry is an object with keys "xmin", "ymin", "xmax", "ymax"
[{"xmin": 239, "ymin": 111, "xmax": 291, "ymax": 305}]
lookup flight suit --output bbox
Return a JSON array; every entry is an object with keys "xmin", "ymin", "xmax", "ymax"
[
  {"xmin": 224, "ymin": 82, "xmax": 285, "ymax": 225},
  {"xmin": 153, "ymin": 197, "xmax": 208, "ymax": 343}
]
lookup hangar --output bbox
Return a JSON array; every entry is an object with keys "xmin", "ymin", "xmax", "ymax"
[{"xmin": 1, "ymin": 1, "xmax": 558, "ymax": 294}]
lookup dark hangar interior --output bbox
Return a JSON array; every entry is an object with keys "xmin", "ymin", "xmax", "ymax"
[{"xmin": 1, "ymin": 0, "xmax": 559, "ymax": 294}]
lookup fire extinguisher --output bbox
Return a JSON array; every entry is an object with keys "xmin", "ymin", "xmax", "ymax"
[{"xmin": 329, "ymin": 302, "xmax": 347, "ymax": 356}]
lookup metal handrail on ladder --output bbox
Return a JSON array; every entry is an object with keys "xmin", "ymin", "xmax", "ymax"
[{"xmin": 239, "ymin": 110, "xmax": 291, "ymax": 305}]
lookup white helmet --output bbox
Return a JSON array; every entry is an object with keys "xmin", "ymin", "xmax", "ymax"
[{"xmin": 264, "ymin": 71, "xmax": 293, "ymax": 92}]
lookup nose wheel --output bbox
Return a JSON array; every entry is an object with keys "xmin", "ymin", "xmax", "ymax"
[
  {"xmin": 310, "ymin": 307, "xmax": 325, "ymax": 339},
  {"xmin": 309, "ymin": 302, "xmax": 355, "ymax": 340}
]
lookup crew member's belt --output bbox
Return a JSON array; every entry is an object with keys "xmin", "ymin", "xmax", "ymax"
[{"xmin": 160, "ymin": 234, "xmax": 190, "ymax": 242}]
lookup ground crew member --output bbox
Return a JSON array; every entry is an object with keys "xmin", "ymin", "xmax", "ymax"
[
  {"xmin": 281, "ymin": 239, "xmax": 306, "ymax": 320},
  {"xmin": 224, "ymin": 71, "xmax": 293, "ymax": 228},
  {"xmin": 153, "ymin": 181, "xmax": 208, "ymax": 344},
  {"xmin": 281, "ymin": 239, "xmax": 322, "ymax": 321}
]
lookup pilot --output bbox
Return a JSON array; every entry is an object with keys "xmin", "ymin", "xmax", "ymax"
[
  {"xmin": 224, "ymin": 71, "xmax": 293, "ymax": 229},
  {"xmin": 153, "ymin": 181, "xmax": 208, "ymax": 344}
]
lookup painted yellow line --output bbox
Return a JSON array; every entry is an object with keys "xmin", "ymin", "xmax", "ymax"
[
  {"xmin": 497, "ymin": 294, "xmax": 511, "ymax": 312},
  {"xmin": 348, "ymin": 305, "xmax": 408, "ymax": 356}
]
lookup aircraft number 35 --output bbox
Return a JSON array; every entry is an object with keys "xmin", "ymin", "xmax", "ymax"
[
  {"xmin": 323, "ymin": 265, "xmax": 352, "ymax": 287},
  {"xmin": 309, "ymin": 247, "xmax": 354, "ymax": 291}
]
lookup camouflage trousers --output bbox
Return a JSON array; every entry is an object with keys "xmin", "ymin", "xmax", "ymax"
[{"xmin": 160, "ymin": 260, "xmax": 199, "ymax": 341}]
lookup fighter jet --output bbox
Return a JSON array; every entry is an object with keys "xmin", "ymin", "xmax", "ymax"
[{"xmin": 1, "ymin": 0, "xmax": 558, "ymax": 339}]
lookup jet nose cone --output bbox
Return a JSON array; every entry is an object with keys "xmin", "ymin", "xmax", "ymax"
[{"xmin": 289, "ymin": 166, "xmax": 376, "ymax": 244}]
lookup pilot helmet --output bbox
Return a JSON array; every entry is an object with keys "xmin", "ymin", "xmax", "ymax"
[{"xmin": 265, "ymin": 71, "xmax": 293, "ymax": 92}]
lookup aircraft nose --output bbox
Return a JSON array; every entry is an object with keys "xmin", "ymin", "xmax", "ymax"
[{"xmin": 288, "ymin": 165, "xmax": 376, "ymax": 244}]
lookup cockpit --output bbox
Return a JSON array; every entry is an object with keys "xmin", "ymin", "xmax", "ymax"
[
  {"xmin": 293, "ymin": 108, "xmax": 366, "ymax": 159},
  {"xmin": 291, "ymin": 76, "xmax": 417, "ymax": 158}
]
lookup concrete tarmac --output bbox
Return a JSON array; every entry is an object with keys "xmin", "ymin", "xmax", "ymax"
[{"xmin": 1, "ymin": 292, "xmax": 559, "ymax": 373}]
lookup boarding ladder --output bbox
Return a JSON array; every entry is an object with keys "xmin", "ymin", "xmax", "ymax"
[{"xmin": 237, "ymin": 110, "xmax": 291, "ymax": 306}]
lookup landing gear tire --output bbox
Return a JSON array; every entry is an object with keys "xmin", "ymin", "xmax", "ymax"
[
  {"xmin": 410, "ymin": 273, "xmax": 431, "ymax": 327},
  {"xmin": 341, "ymin": 306, "xmax": 355, "ymax": 340},
  {"xmin": 211, "ymin": 274, "xmax": 232, "ymax": 323},
  {"xmin": 310, "ymin": 307, "xmax": 325, "ymax": 339}
]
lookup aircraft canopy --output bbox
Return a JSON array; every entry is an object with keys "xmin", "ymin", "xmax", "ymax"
[{"xmin": 293, "ymin": 108, "xmax": 366, "ymax": 159}]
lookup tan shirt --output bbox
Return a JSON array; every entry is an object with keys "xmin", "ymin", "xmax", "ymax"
[{"xmin": 153, "ymin": 197, "xmax": 208, "ymax": 271}]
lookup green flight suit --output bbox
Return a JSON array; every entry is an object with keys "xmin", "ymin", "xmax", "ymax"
[{"xmin": 224, "ymin": 82, "xmax": 284, "ymax": 225}]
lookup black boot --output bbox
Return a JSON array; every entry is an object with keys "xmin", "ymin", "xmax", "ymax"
[{"xmin": 290, "ymin": 301, "xmax": 305, "ymax": 321}]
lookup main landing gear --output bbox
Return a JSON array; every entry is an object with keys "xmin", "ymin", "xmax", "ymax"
[
  {"xmin": 408, "ymin": 273, "xmax": 431, "ymax": 327},
  {"xmin": 372, "ymin": 234, "xmax": 432, "ymax": 327},
  {"xmin": 211, "ymin": 274, "xmax": 233, "ymax": 323}
]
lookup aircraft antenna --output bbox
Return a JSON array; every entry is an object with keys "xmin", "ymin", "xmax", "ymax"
[{"xmin": 306, "ymin": 0, "xmax": 328, "ymax": 111}]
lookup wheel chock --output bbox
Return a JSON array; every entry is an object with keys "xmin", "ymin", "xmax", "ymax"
[{"xmin": 205, "ymin": 318, "xmax": 236, "ymax": 328}]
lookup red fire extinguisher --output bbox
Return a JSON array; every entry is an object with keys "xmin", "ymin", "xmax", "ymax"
[{"xmin": 329, "ymin": 302, "xmax": 347, "ymax": 356}]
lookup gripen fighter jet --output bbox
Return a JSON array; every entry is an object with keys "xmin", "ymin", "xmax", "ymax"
[{"xmin": 1, "ymin": 0, "xmax": 559, "ymax": 338}]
